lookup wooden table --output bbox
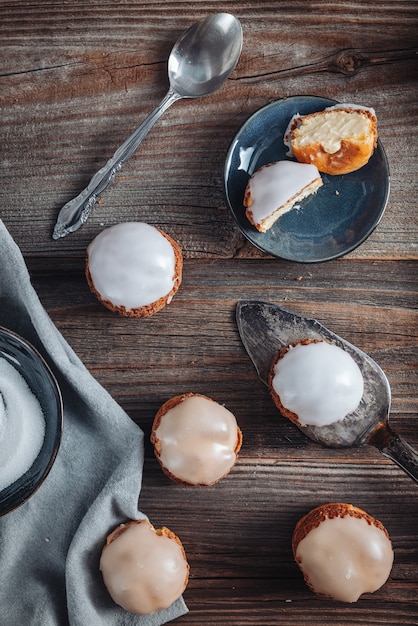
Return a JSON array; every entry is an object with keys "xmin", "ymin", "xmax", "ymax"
[{"xmin": 1, "ymin": 2, "xmax": 417, "ymax": 625}]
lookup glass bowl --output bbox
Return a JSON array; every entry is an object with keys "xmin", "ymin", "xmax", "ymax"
[{"xmin": 0, "ymin": 327, "xmax": 63, "ymax": 517}]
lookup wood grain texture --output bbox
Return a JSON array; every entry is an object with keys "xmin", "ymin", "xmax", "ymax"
[
  {"xmin": 2, "ymin": 1, "xmax": 418, "ymax": 624},
  {"xmin": 26, "ymin": 256, "xmax": 418, "ymax": 624},
  {"xmin": 1, "ymin": 1, "xmax": 417, "ymax": 259}
]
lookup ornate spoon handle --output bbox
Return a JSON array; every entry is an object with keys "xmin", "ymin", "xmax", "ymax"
[
  {"xmin": 367, "ymin": 421, "xmax": 418, "ymax": 483},
  {"xmin": 52, "ymin": 88, "xmax": 182, "ymax": 240}
]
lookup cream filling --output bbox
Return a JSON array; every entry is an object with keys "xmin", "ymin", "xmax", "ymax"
[
  {"xmin": 271, "ymin": 341, "xmax": 364, "ymax": 427},
  {"xmin": 155, "ymin": 395, "xmax": 239, "ymax": 485},
  {"xmin": 295, "ymin": 515, "xmax": 393, "ymax": 602},
  {"xmin": 294, "ymin": 110, "xmax": 372, "ymax": 154},
  {"xmin": 87, "ymin": 222, "xmax": 176, "ymax": 310},
  {"xmin": 100, "ymin": 521, "xmax": 188, "ymax": 615}
]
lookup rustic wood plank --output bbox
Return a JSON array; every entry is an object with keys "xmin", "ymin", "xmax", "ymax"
[
  {"xmin": 27, "ymin": 258, "xmax": 418, "ymax": 459},
  {"xmin": 137, "ymin": 460, "xmax": 418, "ymax": 625},
  {"xmin": 2, "ymin": 2, "xmax": 417, "ymax": 624},
  {"xmin": 1, "ymin": 1, "xmax": 417, "ymax": 259}
]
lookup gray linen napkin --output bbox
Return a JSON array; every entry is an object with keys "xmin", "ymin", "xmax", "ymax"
[{"xmin": 0, "ymin": 220, "xmax": 188, "ymax": 626}]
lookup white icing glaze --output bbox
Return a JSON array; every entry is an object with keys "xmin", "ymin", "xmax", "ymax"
[
  {"xmin": 284, "ymin": 114, "xmax": 299, "ymax": 155},
  {"xmin": 296, "ymin": 515, "xmax": 393, "ymax": 602},
  {"xmin": 271, "ymin": 341, "xmax": 364, "ymax": 427},
  {"xmin": 0, "ymin": 357, "xmax": 45, "ymax": 491},
  {"xmin": 246, "ymin": 161, "xmax": 322, "ymax": 229},
  {"xmin": 154, "ymin": 395, "xmax": 240, "ymax": 485},
  {"xmin": 326, "ymin": 103, "xmax": 376, "ymax": 118},
  {"xmin": 100, "ymin": 521, "xmax": 188, "ymax": 615},
  {"xmin": 87, "ymin": 222, "xmax": 177, "ymax": 310}
]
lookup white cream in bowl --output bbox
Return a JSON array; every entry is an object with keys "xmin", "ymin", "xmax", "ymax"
[{"xmin": 0, "ymin": 357, "xmax": 45, "ymax": 491}]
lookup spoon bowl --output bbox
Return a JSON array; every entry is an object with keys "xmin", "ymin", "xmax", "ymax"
[
  {"xmin": 53, "ymin": 13, "xmax": 243, "ymax": 239},
  {"xmin": 236, "ymin": 300, "xmax": 418, "ymax": 482},
  {"xmin": 168, "ymin": 13, "xmax": 243, "ymax": 98}
]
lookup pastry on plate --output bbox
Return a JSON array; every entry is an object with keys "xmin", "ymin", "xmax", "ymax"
[
  {"xmin": 151, "ymin": 392, "xmax": 242, "ymax": 486},
  {"xmin": 284, "ymin": 103, "xmax": 378, "ymax": 175},
  {"xmin": 86, "ymin": 221, "xmax": 182, "ymax": 317},
  {"xmin": 244, "ymin": 160, "xmax": 323, "ymax": 233},
  {"xmin": 292, "ymin": 502, "xmax": 394, "ymax": 602},
  {"xmin": 100, "ymin": 519, "xmax": 189, "ymax": 615}
]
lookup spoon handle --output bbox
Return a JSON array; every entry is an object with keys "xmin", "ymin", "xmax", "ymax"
[
  {"xmin": 368, "ymin": 421, "xmax": 418, "ymax": 483},
  {"xmin": 52, "ymin": 88, "xmax": 182, "ymax": 239}
]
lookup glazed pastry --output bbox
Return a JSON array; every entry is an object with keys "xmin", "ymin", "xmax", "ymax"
[
  {"xmin": 292, "ymin": 503, "xmax": 394, "ymax": 602},
  {"xmin": 100, "ymin": 519, "xmax": 189, "ymax": 615},
  {"xmin": 268, "ymin": 339, "xmax": 364, "ymax": 427},
  {"xmin": 151, "ymin": 393, "xmax": 242, "ymax": 486},
  {"xmin": 244, "ymin": 160, "xmax": 323, "ymax": 232},
  {"xmin": 284, "ymin": 103, "xmax": 378, "ymax": 175},
  {"xmin": 86, "ymin": 222, "xmax": 182, "ymax": 317}
]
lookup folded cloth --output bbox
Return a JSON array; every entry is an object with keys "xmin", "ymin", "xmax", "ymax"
[{"xmin": 0, "ymin": 220, "xmax": 188, "ymax": 626}]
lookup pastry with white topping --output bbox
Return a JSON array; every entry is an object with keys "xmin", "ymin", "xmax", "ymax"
[
  {"xmin": 292, "ymin": 502, "xmax": 394, "ymax": 602},
  {"xmin": 268, "ymin": 339, "xmax": 364, "ymax": 427},
  {"xmin": 151, "ymin": 393, "xmax": 242, "ymax": 486},
  {"xmin": 244, "ymin": 160, "xmax": 323, "ymax": 233},
  {"xmin": 100, "ymin": 519, "xmax": 189, "ymax": 615},
  {"xmin": 86, "ymin": 222, "xmax": 182, "ymax": 317}
]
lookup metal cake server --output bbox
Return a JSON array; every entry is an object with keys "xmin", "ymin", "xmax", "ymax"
[{"xmin": 236, "ymin": 300, "xmax": 418, "ymax": 483}]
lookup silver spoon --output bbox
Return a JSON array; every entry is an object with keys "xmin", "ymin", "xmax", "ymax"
[
  {"xmin": 52, "ymin": 13, "xmax": 243, "ymax": 239},
  {"xmin": 236, "ymin": 300, "xmax": 418, "ymax": 483}
]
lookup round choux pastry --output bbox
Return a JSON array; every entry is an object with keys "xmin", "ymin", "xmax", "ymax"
[
  {"xmin": 86, "ymin": 221, "xmax": 183, "ymax": 317},
  {"xmin": 151, "ymin": 393, "xmax": 242, "ymax": 486},
  {"xmin": 100, "ymin": 519, "xmax": 189, "ymax": 615},
  {"xmin": 292, "ymin": 502, "xmax": 394, "ymax": 602},
  {"xmin": 268, "ymin": 339, "xmax": 364, "ymax": 427}
]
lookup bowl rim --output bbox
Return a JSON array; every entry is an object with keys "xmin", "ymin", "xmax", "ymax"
[{"xmin": 0, "ymin": 326, "xmax": 63, "ymax": 517}]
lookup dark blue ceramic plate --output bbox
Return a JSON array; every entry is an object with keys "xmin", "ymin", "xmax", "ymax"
[{"xmin": 224, "ymin": 95, "xmax": 390, "ymax": 263}]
